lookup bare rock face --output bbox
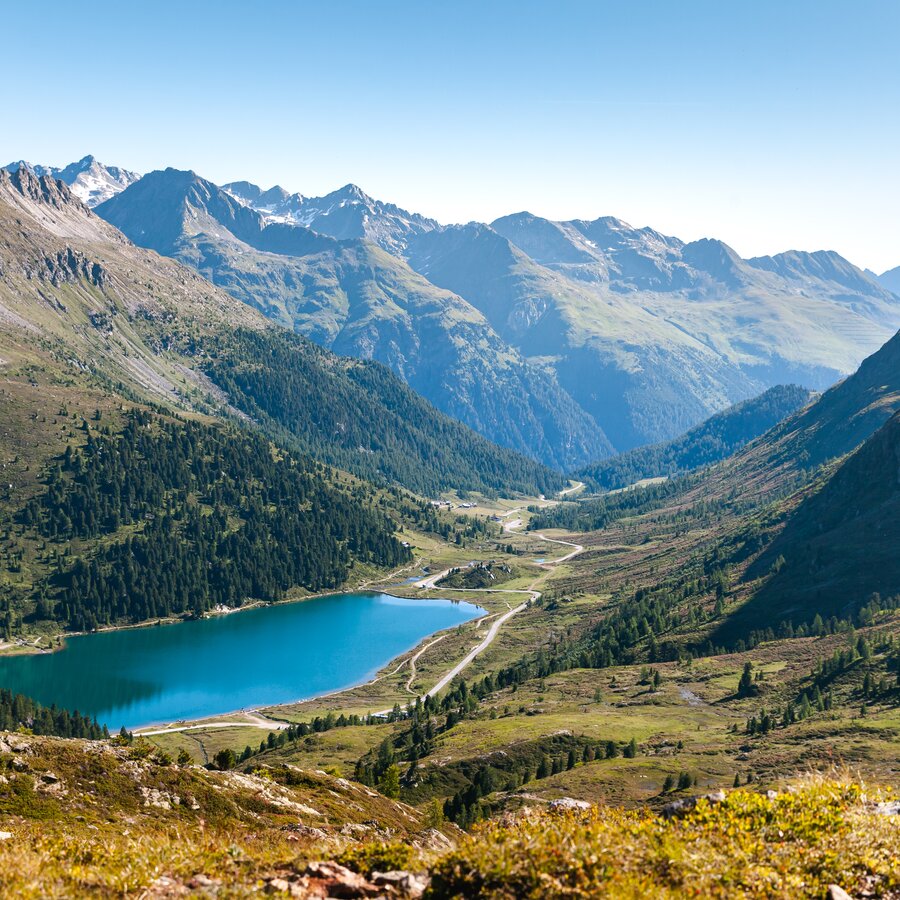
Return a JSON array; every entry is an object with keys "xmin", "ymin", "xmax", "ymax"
[
  {"xmin": 26, "ymin": 248, "xmax": 108, "ymax": 289},
  {"xmin": 3, "ymin": 167, "xmax": 83, "ymax": 211}
]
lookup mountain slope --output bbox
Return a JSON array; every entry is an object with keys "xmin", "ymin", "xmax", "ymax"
[
  {"xmin": 577, "ymin": 384, "xmax": 814, "ymax": 491},
  {"xmin": 410, "ymin": 213, "xmax": 900, "ymax": 452},
  {"xmin": 405, "ymin": 223, "xmax": 753, "ymax": 450},
  {"xmin": 763, "ymin": 409, "xmax": 900, "ymax": 615},
  {"xmin": 727, "ymin": 325, "xmax": 900, "ymax": 481},
  {"xmin": 4, "ymin": 155, "xmax": 140, "ymax": 206},
  {"xmin": 0, "ymin": 167, "xmax": 562, "ymax": 499},
  {"xmin": 876, "ymin": 265, "xmax": 900, "ymax": 295},
  {"xmin": 706, "ymin": 410, "xmax": 900, "ymax": 644},
  {"xmin": 97, "ymin": 170, "xmax": 610, "ymax": 469}
]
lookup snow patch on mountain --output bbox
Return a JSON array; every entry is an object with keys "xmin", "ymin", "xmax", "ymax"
[{"xmin": 2, "ymin": 156, "xmax": 140, "ymax": 207}]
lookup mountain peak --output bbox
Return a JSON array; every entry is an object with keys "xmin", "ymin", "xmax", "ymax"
[
  {"xmin": 326, "ymin": 183, "xmax": 373, "ymax": 204},
  {"xmin": 1, "ymin": 165, "xmax": 79, "ymax": 208},
  {"xmin": 3, "ymin": 155, "xmax": 141, "ymax": 208}
]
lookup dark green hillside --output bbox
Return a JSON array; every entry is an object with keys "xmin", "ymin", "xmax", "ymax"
[
  {"xmin": 716, "ymin": 411, "xmax": 900, "ymax": 640},
  {"xmin": 199, "ymin": 328, "xmax": 565, "ymax": 498},
  {"xmin": 577, "ymin": 384, "xmax": 813, "ymax": 491},
  {"xmin": 10, "ymin": 409, "xmax": 410, "ymax": 632},
  {"xmin": 747, "ymin": 327, "xmax": 900, "ymax": 472},
  {"xmin": 0, "ymin": 689, "xmax": 107, "ymax": 739}
]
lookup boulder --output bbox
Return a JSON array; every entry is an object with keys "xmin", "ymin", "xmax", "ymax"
[
  {"xmin": 372, "ymin": 870, "xmax": 430, "ymax": 897},
  {"xmin": 304, "ymin": 861, "xmax": 381, "ymax": 898},
  {"xmin": 662, "ymin": 790, "xmax": 726, "ymax": 818},
  {"xmin": 549, "ymin": 797, "xmax": 592, "ymax": 811}
]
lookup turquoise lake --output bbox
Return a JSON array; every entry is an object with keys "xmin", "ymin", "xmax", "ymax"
[{"xmin": 0, "ymin": 593, "xmax": 482, "ymax": 730}]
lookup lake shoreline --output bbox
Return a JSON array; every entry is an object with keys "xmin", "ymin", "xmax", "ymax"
[
  {"xmin": 0, "ymin": 591, "xmax": 486, "ymax": 731},
  {"xmin": 0, "ymin": 558, "xmax": 431, "ymax": 659}
]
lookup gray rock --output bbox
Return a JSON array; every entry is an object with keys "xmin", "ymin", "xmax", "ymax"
[
  {"xmin": 549, "ymin": 797, "xmax": 592, "ymax": 811},
  {"xmin": 826, "ymin": 885, "xmax": 854, "ymax": 900},
  {"xmin": 372, "ymin": 870, "xmax": 430, "ymax": 897},
  {"xmin": 662, "ymin": 790, "xmax": 726, "ymax": 818}
]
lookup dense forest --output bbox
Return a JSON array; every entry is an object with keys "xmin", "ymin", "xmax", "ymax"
[
  {"xmin": 198, "ymin": 328, "xmax": 564, "ymax": 498},
  {"xmin": 577, "ymin": 385, "xmax": 812, "ymax": 491},
  {"xmin": 16, "ymin": 410, "xmax": 411, "ymax": 631},
  {"xmin": 0, "ymin": 689, "xmax": 107, "ymax": 739}
]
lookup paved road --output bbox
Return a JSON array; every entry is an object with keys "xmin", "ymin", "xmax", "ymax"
[
  {"xmin": 138, "ymin": 491, "xmax": 588, "ymax": 734},
  {"xmin": 420, "ymin": 593, "xmax": 535, "ymax": 699},
  {"xmin": 392, "ymin": 515, "xmax": 584, "ymax": 705},
  {"xmin": 138, "ymin": 716, "xmax": 288, "ymax": 737}
]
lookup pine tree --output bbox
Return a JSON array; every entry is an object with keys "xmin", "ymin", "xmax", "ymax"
[{"xmin": 379, "ymin": 764, "xmax": 401, "ymax": 799}]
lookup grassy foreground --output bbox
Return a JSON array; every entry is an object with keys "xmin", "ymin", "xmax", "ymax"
[
  {"xmin": 1, "ymin": 732, "xmax": 898, "ymax": 898},
  {"xmin": 429, "ymin": 778, "xmax": 900, "ymax": 899}
]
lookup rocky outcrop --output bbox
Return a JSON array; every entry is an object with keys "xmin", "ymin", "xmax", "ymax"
[{"xmin": 22, "ymin": 247, "xmax": 108, "ymax": 288}]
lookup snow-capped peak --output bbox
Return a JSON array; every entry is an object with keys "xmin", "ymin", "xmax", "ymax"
[{"xmin": 2, "ymin": 155, "xmax": 140, "ymax": 207}]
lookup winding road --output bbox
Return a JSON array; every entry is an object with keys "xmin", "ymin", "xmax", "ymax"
[
  {"xmin": 398, "ymin": 512, "xmax": 584, "ymax": 703},
  {"xmin": 136, "ymin": 482, "xmax": 586, "ymax": 735}
]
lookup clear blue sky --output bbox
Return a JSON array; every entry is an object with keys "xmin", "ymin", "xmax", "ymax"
[{"xmin": 4, "ymin": 0, "xmax": 898, "ymax": 271}]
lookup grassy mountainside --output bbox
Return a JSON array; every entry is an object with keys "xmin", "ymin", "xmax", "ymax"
[
  {"xmin": 2, "ymin": 731, "xmax": 898, "ymax": 897},
  {"xmin": 721, "ymin": 411, "xmax": 900, "ymax": 637},
  {"xmin": 577, "ymin": 384, "xmax": 814, "ymax": 490},
  {"xmin": 97, "ymin": 171, "xmax": 612, "ymax": 470}
]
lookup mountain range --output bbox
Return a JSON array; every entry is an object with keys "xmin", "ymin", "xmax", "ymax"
[
  {"xmin": 0, "ymin": 166, "xmax": 560, "ymax": 500},
  {"xmin": 6, "ymin": 156, "xmax": 900, "ymax": 474}
]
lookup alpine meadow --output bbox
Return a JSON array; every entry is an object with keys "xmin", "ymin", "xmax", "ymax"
[{"xmin": 1, "ymin": 3, "xmax": 900, "ymax": 898}]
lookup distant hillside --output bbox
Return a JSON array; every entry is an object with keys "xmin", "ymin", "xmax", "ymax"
[
  {"xmin": 874, "ymin": 265, "xmax": 900, "ymax": 295},
  {"xmin": 98, "ymin": 170, "xmax": 610, "ymax": 470},
  {"xmin": 410, "ymin": 215, "xmax": 898, "ymax": 452},
  {"xmin": 577, "ymin": 385, "xmax": 814, "ymax": 491},
  {"xmin": 731, "ymin": 326, "xmax": 900, "ymax": 478},
  {"xmin": 533, "ymin": 326, "xmax": 900, "ymax": 534}
]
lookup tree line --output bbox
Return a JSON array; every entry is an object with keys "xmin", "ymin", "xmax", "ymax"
[
  {"xmin": 19, "ymin": 409, "xmax": 411, "ymax": 630},
  {"xmin": 0, "ymin": 688, "xmax": 107, "ymax": 740}
]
